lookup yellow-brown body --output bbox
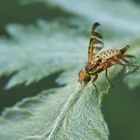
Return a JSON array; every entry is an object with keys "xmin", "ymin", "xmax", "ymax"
[{"xmin": 86, "ymin": 47, "xmax": 128, "ymax": 75}]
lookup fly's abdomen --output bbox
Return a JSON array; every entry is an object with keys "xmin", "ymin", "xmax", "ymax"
[{"xmin": 100, "ymin": 49, "xmax": 120, "ymax": 60}]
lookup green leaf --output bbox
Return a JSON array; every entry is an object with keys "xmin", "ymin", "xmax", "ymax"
[
  {"xmin": 0, "ymin": 62, "xmax": 125, "ymax": 140},
  {"xmin": 0, "ymin": 83, "xmax": 109, "ymax": 140},
  {"xmin": 0, "ymin": 1, "xmax": 140, "ymax": 139},
  {"xmin": 0, "ymin": 21, "xmax": 87, "ymax": 88},
  {"xmin": 0, "ymin": 21, "xmax": 110, "ymax": 139}
]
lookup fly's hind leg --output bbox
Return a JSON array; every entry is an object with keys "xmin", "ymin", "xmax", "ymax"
[
  {"xmin": 105, "ymin": 68, "xmax": 113, "ymax": 87},
  {"xmin": 122, "ymin": 55, "xmax": 139, "ymax": 73},
  {"xmin": 92, "ymin": 74, "xmax": 98, "ymax": 96},
  {"xmin": 123, "ymin": 54, "xmax": 135, "ymax": 58},
  {"xmin": 111, "ymin": 57, "xmax": 139, "ymax": 74},
  {"xmin": 122, "ymin": 54, "xmax": 135, "ymax": 64}
]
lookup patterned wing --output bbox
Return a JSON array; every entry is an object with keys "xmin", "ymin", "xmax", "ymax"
[{"xmin": 88, "ymin": 22, "xmax": 103, "ymax": 61}]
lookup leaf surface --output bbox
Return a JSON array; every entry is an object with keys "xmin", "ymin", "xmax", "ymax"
[
  {"xmin": 0, "ymin": 1, "xmax": 140, "ymax": 139},
  {"xmin": 0, "ymin": 62, "xmax": 124, "ymax": 140},
  {"xmin": 0, "ymin": 21, "xmax": 87, "ymax": 88}
]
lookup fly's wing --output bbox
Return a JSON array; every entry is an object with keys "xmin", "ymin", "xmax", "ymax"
[{"xmin": 88, "ymin": 22, "xmax": 103, "ymax": 61}]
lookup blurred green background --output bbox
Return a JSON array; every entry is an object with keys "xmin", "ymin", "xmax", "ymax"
[{"xmin": 0, "ymin": 0, "xmax": 140, "ymax": 140}]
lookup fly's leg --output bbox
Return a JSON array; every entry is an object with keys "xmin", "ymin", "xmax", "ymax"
[
  {"xmin": 111, "ymin": 57, "xmax": 127, "ymax": 66},
  {"xmin": 122, "ymin": 55, "xmax": 139, "ymax": 72},
  {"xmin": 105, "ymin": 68, "xmax": 113, "ymax": 87},
  {"xmin": 92, "ymin": 74, "xmax": 98, "ymax": 96},
  {"xmin": 121, "ymin": 54, "xmax": 135, "ymax": 64},
  {"xmin": 122, "ymin": 58, "xmax": 129, "ymax": 63},
  {"xmin": 123, "ymin": 54, "xmax": 135, "ymax": 58},
  {"xmin": 111, "ymin": 57, "xmax": 139, "ymax": 73}
]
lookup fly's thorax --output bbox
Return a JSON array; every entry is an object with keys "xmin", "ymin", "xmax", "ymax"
[
  {"xmin": 91, "ymin": 55, "xmax": 101, "ymax": 62},
  {"xmin": 85, "ymin": 57, "xmax": 101, "ymax": 73},
  {"xmin": 85, "ymin": 61, "xmax": 93, "ymax": 72},
  {"xmin": 100, "ymin": 49, "xmax": 120, "ymax": 60}
]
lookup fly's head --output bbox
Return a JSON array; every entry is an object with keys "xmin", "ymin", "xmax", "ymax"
[{"xmin": 78, "ymin": 70, "xmax": 91, "ymax": 84}]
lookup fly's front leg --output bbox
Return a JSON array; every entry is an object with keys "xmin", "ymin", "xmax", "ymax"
[{"xmin": 92, "ymin": 74, "xmax": 98, "ymax": 96}]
